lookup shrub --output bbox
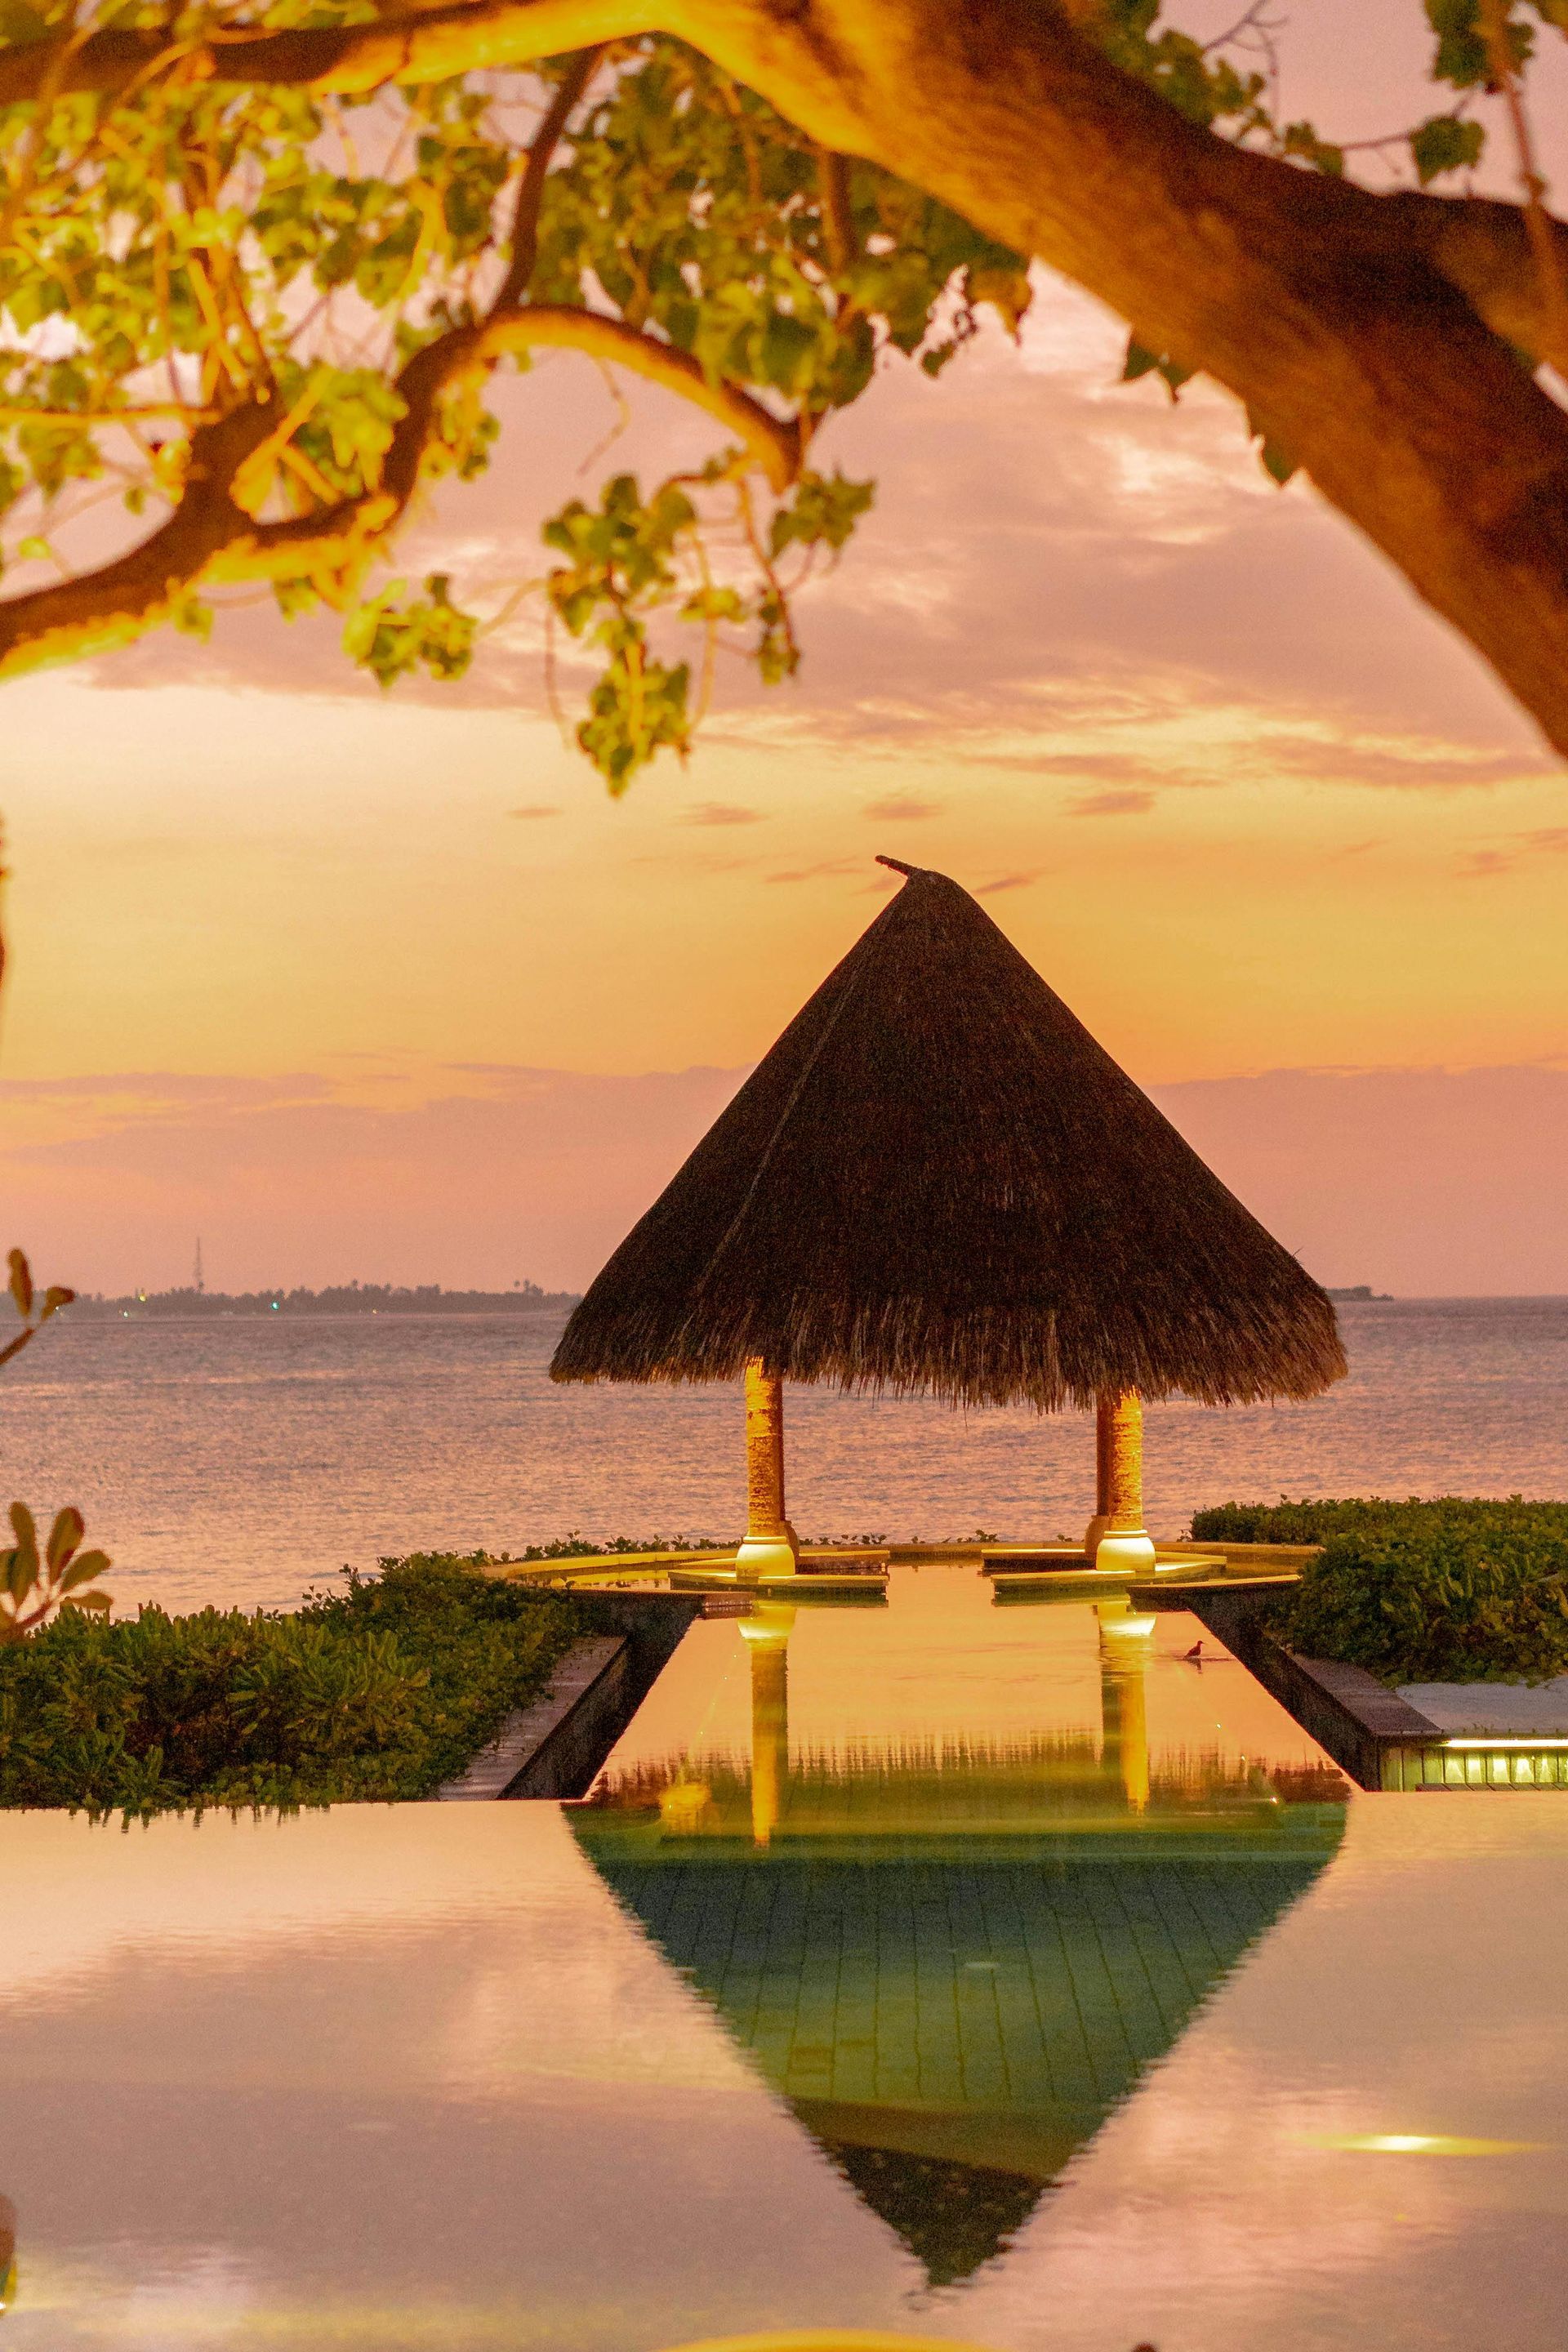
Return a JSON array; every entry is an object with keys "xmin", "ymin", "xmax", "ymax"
[
  {"xmin": 1192, "ymin": 1495, "xmax": 1568, "ymax": 1546},
  {"xmin": 0, "ymin": 1554, "xmax": 583, "ymax": 1813},
  {"xmin": 1274, "ymin": 1516, "xmax": 1568, "ymax": 1685},
  {"xmin": 510, "ymin": 1530, "xmax": 728, "ymax": 1558}
]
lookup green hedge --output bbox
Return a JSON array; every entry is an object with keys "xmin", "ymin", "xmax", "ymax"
[
  {"xmin": 1247, "ymin": 1506, "xmax": 1568, "ymax": 1684},
  {"xmin": 0, "ymin": 1554, "xmax": 584, "ymax": 1814},
  {"xmin": 1192, "ymin": 1495, "xmax": 1568, "ymax": 1546}
]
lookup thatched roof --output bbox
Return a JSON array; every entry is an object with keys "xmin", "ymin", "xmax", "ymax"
[{"xmin": 552, "ymin": 859, "xmax": 1345, "ymax": 1408}]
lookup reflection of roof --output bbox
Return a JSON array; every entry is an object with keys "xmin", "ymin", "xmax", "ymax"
[
  {"xmin": 572, "ymin": 1828, "xmax": 1342, "ymax": 2284},
  {"xmin": 551, "ymin": 862, "xmax": 1345, "ymax": 1408}
]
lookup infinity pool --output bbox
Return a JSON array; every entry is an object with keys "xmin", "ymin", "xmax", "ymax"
[{"xmin": 2, "ymin": 1568, "xmax": 1566, "ymax": 2350}]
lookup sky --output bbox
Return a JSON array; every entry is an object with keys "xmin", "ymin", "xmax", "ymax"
[{"xmin": 2, "ymin": 2, "xmax": 1566, "ymax": 1298}]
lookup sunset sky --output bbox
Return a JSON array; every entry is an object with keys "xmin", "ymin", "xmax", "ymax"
[{"xmin": 2, "ymin": 3, "xmax": 1566, "ymax": 1298}]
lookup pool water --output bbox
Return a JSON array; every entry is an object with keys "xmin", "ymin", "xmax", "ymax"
[{"xmin": 2, "ymin": 1568, "xmax": 1566, "ymax": 2350}]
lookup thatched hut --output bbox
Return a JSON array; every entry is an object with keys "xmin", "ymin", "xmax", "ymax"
[{"xmin": 552, "ymin": 858, "xmax": 1344, "ymax": 1573}]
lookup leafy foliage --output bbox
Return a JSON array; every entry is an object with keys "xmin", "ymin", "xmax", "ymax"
[
  {"xmin": 0, "ymin": 1243, "xmax": 72, "ymax": 1370},
  {"xmin": 510, "ymin": 1529, "xmax": 729, "ymax": 1560},
  {"xmin": 1192, "ymin": 1494, "xmax": 1568, "ymax": 1544},
  {"xmin": 1272, "ymin": 1512, "xmax": 1568, "ymax": 1684},
  {"xmin": 1195, "ymin": 1496, "xmax": 1568, "ymax": 1682},
  {"xmin": 0, "ymin": 1553, "xmax": 583, "ymax": 1811},
  {"xmin": 0, "ymin": 1249, "xmax": 109, "ymax": 1641},
  {"xmin": 0, "ymin": 3, "xmax": 1557, "ymax": 779},
  {"xmin": 0, "ymin": 1501, "xmax": 111, "ymax": 1642},
  {"xmin": 0, "ymin": 30, "xmax": 1029, "ymax": 783}
]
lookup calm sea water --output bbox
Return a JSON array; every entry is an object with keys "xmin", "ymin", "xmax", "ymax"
[{"xmin": 2, "ymin": 1296, "xmax": 1566, "ymax": 1615}]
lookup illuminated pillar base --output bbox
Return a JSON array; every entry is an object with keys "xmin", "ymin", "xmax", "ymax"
[
  {"xmin": 1086, "ymin": 1390, "xmax": 1155, "ymax": 1574},
  {"xmin": 1094, "ymin": 1529, "xmax": 1156, "ymax": 1575},
  {"xmin": 735, "ymin": 1529, "xmax": 800, "ymax": 1584}
]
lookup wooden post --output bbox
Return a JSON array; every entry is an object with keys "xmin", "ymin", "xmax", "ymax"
[
  {"xmin": 1084, "ymin": 1389, "xmax": 1156, "ymax": 1573},
  {"xmin": 1105, "ymin": 1390, "xmax": 1144, "ymax": 1529},
  {"xmin": 736, "ymin": 1358, "xmax": 800, "ymax": 1583}
]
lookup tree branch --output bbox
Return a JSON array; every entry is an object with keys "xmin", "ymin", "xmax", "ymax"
[
  {"xmin": 0, "ymin": 1, "xmax": 635, "ymax": 104},
  {"xmin": 492, "ymin": 43, "xmax": 602, "ymax": 310},
  {"xmin": 817, "ymin": 145, "xmax": 855, "ymax": 276},
  {"xmin": 4, "ymin": 0, "xmax": 1567, "ymax": 748},
  {"xmin": 0, "ymin": 302, "xmax": 801, "ymax": 680},
  {"xmin": 666, "ymin": 0, "xmax": 1568, "ymax": 760}
]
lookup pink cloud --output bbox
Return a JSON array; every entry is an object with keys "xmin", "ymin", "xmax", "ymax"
[
  {"xmin": 679, "ymin": 803, "xmax": 766, "ymax": 826},
  {"xmin": 862, "ymin": 795, "xmax": 942, "ymax": 822},
  {"xmin": 1070, "ymin": 788, "xmax": 1156, "ymax": 817}
]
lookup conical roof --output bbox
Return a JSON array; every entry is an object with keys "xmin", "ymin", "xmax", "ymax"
[{"xmin": 552, "ymin": 860, "xmax": 1344, "ymax": 1408}]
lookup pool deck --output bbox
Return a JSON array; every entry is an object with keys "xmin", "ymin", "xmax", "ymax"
[{"xmin": 485, "ymin": 1537, "xmax": 1317, "ymax": 1592}]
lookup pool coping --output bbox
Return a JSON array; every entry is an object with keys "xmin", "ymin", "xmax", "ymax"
[
  {"xmin": 1152, "ymin": 1582, "xmax": 1552, "ymax": 1790},
  {"xmin": 436, "ymin": 1635, "xmax": 630, "ymax": 1801},
  {"xmin": 436, "ymin": 1589, "xmax": 705, "ymax": 1802}
]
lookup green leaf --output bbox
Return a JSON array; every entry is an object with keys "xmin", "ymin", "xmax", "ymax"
[
  {"xmin": 1410, "ymin": 114, "xmax": 1485, "ymax": 184},
  {"xmin": 1245, "ymin": 406, "xmax": 1300, "ymax": 486},
  {"xmin": 344, "ymin": 573, "xmax": 477, "ymax": 690},
  {"xmin": 46, "ymin": 1506, "xmax": 84, "ymax": 1574},
  {"xmin": 1122, "ymin": 336, "xmax": 1195, "ymax": 401},
  {"xmin": 1258, "ymin": 436, "xmax": 1299, "ymax": 486},
  {"xmin": 59, "ymin": 1549, "xmax": 111, "ymax": 1593}
]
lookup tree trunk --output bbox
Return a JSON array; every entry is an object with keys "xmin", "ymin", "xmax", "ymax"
[{"xmin": 664, "ymin": 0, "xmax": 1568, "ymax": 757}]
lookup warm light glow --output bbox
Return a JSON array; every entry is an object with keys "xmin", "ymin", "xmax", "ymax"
[
  {"xmin": 655, "ymin": 2335, "xmax": 1008, "ymax": 2352},
  {"xmin": 1445, "ymin": 1738, "xmax": 1568, "ymax": 1750},
  {"xmin": 1297, "ymin": 2133, "xmax": 1546, "ymax": 2156}
]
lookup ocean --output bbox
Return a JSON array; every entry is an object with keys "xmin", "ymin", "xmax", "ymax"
[{"xmin": 2, "ymin": 1296, "xmax": 1566, "ymax": 1615}]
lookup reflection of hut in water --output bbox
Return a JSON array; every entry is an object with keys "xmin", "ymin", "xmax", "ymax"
[
  {"xmin": 575, "ymin": 1611, "xmax": 1346, "ymax": 2287},
  {"xmin": 1, "ymin": 2193, "xmax": 16, "ymax": 2313},
  {"xmin": 574, "ymin": 1804, "xmax": 1343, "ymax": 2284},
  {"xmin": 553, "ymin": 862, "xmax": 1343, "ymax": 1575}
]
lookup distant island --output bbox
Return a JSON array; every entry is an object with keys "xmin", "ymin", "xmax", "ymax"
[
  {"xmin": 1324, "ymin": 1285, "xmax": 1393, "ymax": 1302},
  {"xmin": 65, "ymin": 1281, "xmax": 582, "ymax": 1320}
]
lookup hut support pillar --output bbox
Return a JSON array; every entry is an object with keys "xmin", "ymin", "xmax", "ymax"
[
  {"xmin": 736, "ymin": 1359, "xmax": 800, "ymax": 1584},
  {"xmin": 1085, "ymin": 1390, "xmax": 1156, "ymax": 1574}
]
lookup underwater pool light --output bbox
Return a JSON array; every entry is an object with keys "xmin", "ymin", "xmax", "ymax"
[{"xmin": 1298, "ymin": 2132, "xmax": 1544, "ymax": 2155}]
